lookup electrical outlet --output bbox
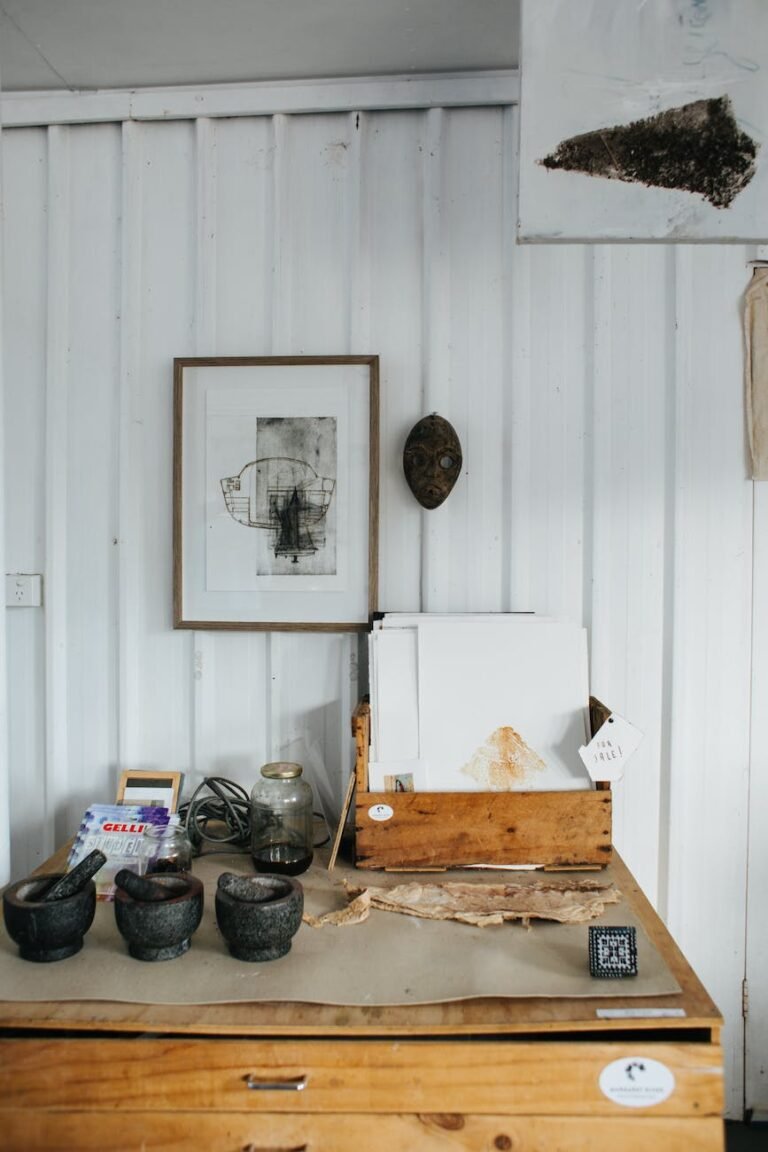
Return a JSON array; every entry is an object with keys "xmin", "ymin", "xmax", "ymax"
[{"xmin": 5, "ymin": 574, "xmax": 43, "ymax": 608}]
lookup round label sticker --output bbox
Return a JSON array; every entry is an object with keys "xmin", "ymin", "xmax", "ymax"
[
  {"xmin": 368, "ymin": 803, "xmax": 394, "ymax": 822},
  {"xmin": 599, "ymin": 1056, "xmax": 675, "ymax": 1109}
]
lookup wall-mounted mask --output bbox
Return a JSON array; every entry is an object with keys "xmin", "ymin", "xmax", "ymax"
[{"xmin": 403, "ymin": 414, "xmax": 462, "ymax": 510}]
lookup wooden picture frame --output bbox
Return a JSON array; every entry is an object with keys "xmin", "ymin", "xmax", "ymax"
[
  {"xmin": 116, "ymin": 770, "xmax": 183, "ymax": 813},
  {"xmin": 173, "ymin": 356, "xmax": 379, "ymax": 631}
]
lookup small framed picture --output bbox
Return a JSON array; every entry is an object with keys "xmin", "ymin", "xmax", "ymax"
[
  {"xmin": 173, "ymin": 355, "xmax": 380, "ymax": 631},
  {"xmin": 116, "ymin": 770, "xmax": 183, "ymax": 812}
]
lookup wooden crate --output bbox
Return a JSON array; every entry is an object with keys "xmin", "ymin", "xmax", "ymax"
[{"xmin": 353, "ymin": 697, "xmax": 613, "ymax": 870}]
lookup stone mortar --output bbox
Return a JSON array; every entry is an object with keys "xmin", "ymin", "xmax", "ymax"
[
  {"xmin": 215, "ymin": 872, "xmax": 303, "ymax": 962},
  {"xmin": 3, "ymin": 874, "xmax": 97, "ymax": 962},
  {"xmin": 113, "ymin": 873, "xmax": 204, "ymax": 961}
]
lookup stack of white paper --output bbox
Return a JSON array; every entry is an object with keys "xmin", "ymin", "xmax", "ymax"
[{"xmin": 368, "ymin": 614, "xmax": 591, "ymax": 793}]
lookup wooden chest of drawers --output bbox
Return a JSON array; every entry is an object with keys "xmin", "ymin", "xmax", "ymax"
[{"xmin": 0, "ymin": 852, "xmax": 723, "ymax": 1151}]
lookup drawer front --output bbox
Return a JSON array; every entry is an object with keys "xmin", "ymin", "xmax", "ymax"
[
  {"xmin": 0, "ymin": 1038, "xmax": 722, "ymax": 1119},
  {"xmin": 0, "ymin": 1110, "xmax": 725, "ymax": 1151}
]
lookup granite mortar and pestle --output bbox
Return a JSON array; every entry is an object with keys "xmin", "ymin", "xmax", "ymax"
[
  {"xmin": 113, "ymin": 868, "xmax": 204, "ymax": 961},
  {"xmin": 2, "ymin": 849, "xmax": 106, "ymax": 962},
  {"xmin": 215, "ymin": 871, "xmax": 304, "ymax": 962}
]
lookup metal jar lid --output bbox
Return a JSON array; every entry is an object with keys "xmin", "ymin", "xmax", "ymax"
[{"xmin": 260, "ymin": 762, "xmax": 303, "ymax": 780}]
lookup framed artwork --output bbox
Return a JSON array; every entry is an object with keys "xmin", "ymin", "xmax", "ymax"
[
  {"xmin": 173, "ymin": 356, "xmax": 379, "ymax": 631},
  {"xmin": 116, "ymin": 770, "xmax": 183, "ymax": 812}
]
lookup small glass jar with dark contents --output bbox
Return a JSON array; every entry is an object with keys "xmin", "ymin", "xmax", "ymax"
[
  {"xmin": 142, "ymin": 823, "xmax": 193, "ymax": 874},
  {"xmin": 250, "ymin": 762, "xmax": 313, "ymax": 876}
]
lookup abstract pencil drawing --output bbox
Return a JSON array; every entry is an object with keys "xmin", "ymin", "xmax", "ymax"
[{"xmin": 220, "ymin": 416, "xmax": 337, "ymax": 576}]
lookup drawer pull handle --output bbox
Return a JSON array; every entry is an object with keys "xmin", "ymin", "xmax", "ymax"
[
  {"xmin": 244, "ymin": 1073, "xmax": 308, "ymax": 1092},
  {"xmin": 241, "ymin": 1145, "xmax": 308, "ymax": 1152}
]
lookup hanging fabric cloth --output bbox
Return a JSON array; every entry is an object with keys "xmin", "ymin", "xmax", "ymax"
[{"xmin": 745, "ymin": 266, "xmax": 768, "ymax": 479}]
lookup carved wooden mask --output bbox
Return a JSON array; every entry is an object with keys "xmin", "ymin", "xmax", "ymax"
[{"xmin": 403, "ymin": 414, "xmax": 462, "ymax": 509}]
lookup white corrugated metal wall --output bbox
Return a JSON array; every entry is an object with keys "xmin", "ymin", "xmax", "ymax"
[{"xmin": 2, "ymin": 80, "xmax": 763, "ymax": 1117}]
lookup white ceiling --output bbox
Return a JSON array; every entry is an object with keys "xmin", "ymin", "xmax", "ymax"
[{"xmin": 0, "ymin": 0, "xmax": 519, "ymax": 93}]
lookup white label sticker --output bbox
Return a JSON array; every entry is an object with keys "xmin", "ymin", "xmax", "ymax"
[
  {"xmin": 599, "ymin": 1056, "xmax": 675, "ymax": 1108},
  {"xmin": 368, "ymin": 803, "xmax": 394, "ymax": 822}
]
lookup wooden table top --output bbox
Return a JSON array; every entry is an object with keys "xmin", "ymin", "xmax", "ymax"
[{"xmin": 0, "ymin": 847, "xmax": 721, "ymax": 1042}]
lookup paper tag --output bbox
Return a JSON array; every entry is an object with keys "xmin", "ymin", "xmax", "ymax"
[{"xmin": 578, "ymin": 712, "xmax": 643, "ymax": 782}]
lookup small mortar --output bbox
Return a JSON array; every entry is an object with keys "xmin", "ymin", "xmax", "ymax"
[
  {"xmin": 3, "ymin": 874, "xmax": 96, "ymax": 962},
  {"xmin": 215, "ymin": 872, "xmax": 303, "ymax": 962},
  {"xmin": 113, "ymin": 872, "xmax": 204, "ymax": 961}
]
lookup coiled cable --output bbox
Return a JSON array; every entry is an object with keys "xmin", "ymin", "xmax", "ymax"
[
  {"xmin": 179, "ymin": 777, "xmax": 251, "ymax": 852},
  {"xmin": 178, "ymin": 775, "xmax": 331, "ymax": 854}
]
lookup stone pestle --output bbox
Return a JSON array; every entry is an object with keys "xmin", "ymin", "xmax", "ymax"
[
  {"xmin": 40, "ymin": 850, "xmax": 108, "ymax": 903},
  {"xmin": 114, "ymin": 868, "xmax": 176, "ymax": 903}
]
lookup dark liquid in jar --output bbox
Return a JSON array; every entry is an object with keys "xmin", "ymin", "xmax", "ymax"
[
  {"xmin": 252, "ymin": 843, "xmax": 313, "ymax": 876},
  {"xmin": 147, "ymin": 857, "xmax": 189, "ymax": 874}
]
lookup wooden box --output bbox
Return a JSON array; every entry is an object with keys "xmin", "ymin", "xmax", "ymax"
[{"xmin": 352, "ymin": 696, "xmax": 613, "ymax": 870}]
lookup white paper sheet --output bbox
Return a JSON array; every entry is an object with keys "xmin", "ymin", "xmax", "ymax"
[
  {"xmin": 370, "ymin": 628, "xmax": 419, "ymax": 762},
  {"xmin": 378, "ymin": 613, "xmax": 539, "ymax": 629},
  {"xmin": 417, "ymin": 618, "xmax": 590, "ymax": 792}
]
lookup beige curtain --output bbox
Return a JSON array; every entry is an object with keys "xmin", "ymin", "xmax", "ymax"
[{"xmin": 745, "ymin": 267, "xmax": 768, "ymax": 480}]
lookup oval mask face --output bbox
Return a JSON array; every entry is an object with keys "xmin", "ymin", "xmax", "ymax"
[{"xmin": 403, "ymin": 414, "xmax": 462, "ymax": 509}]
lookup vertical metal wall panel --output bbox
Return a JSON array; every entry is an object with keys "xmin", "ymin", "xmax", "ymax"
[
  {"xmin": 346, "ymin": 110, "xmax": 369, "ymax": 355},
  {"xmin": 190, "ymin": 116, "xmax": 272, "ymax": 795},
  {"xmin": 44, "ymin": 125, "xmax": 71, "ymax": 854},
  {"xmin": 0, "ymin": 55, "xmax": 6, "ymax": 887},
  {"xmin": 273, "ymin": 113, "xmax": 354, "ymax": 354},
  {"xmin": 511, "ymin": 244, "xmax": 589, "ymax": 620},
  {"xmin": 666, "ymin": 245, "xmax": 753, "ymax": 1117},
  {"xmin": 265, "ymin": 112, "xmax": 360, "ymax": 813},
  {"xmin": 214, "ymin": 116, "xmax": 276, "ymax": 353},
  {"xmin": 420, "ymin": 107, "xmax": 450, "ymax": 608},
  {"xmin": 588, "ymin": 244, "xmax": 671, "ymax": 903},
  {"xmin": 2, "ymin": 128, "xmax": 47, "ymax": 876},
  {"xmin": 127, "ymin": 120, "xmax": 196, "ymax": 773},
  {"xmin": 499, "ymin": 106, "xmax": 517, "ymax": 614},
  {"xmin": 117, "ymin": 119, "xmax": 146, "ymax": 775},
  {"xmin": 65, "ymin": 123, "xmax": 121, "ymax": 830},
  {"xmin": 506, "ymin": 106, "xmax": 535, "ymax": 615},
  {"xmin": 440, "ymin": 107, "xmax": 507, "ymax": 613},
  {"xmin": 748, "ymin": 480, "xmax": 768, "ymax": 1118},
  {"xmin": 194, "ymin": 632, "xmax": 269, "ymax": 793},
  {"xmin": 189, "ymin": 117, "xmax": 219, "ymax": 788},
  {"xmin": 367, "ymin": 111, "xmax": 427, "ymax": 611}
]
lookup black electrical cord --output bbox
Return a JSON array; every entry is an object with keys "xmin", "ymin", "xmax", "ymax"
[
  {"xmin": 179, "ymin": 777, "xmax": 251, "ymax": 852},
  {"xmin": 178, "ymin": 775, "xmax": 331, "ymax": 854}
]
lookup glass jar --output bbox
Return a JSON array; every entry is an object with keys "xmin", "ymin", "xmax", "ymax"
[
  {"xmin": 142, "ymin": 823, "xmax": 193, "ymax": 874},
  {"xmin": 250, "ymin": 762, "xmax": 313, "ymax": 875}
]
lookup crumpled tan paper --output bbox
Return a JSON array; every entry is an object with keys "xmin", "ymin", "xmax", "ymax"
[
  {"xmin": 303, "ymin": 889, "xmax": 371, "ymax": 928},
  {"xmin": 304, "ymin": 877, "xmax": 621, "ymax": 929}
]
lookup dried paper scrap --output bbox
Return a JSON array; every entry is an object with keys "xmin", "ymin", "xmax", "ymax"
[
  {"xmin": 341, "ymin": 878, "xmax": 621, "ymax": 928},
  {"xmin": 303, "ymin": 889, "xmax": 371, "ymax": 928}
]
